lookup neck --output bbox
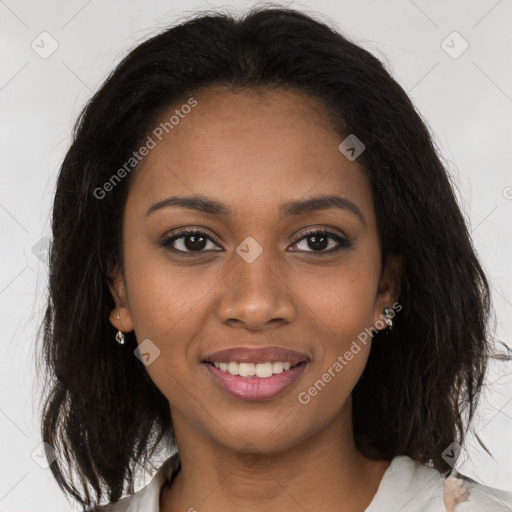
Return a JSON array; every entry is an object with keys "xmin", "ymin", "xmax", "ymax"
[{"xmin": 160, "ymin": 403, "xmax": 390, "ymax": 512}]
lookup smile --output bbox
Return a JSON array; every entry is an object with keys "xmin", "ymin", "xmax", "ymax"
[{"xmin": 202, "ymin": 346, "xmax": 309, "ymax": 401}]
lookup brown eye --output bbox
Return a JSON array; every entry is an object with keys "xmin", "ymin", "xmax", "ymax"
[
  {"xmin": 290, "ymin": 230, "xmax": 352, "ymax": 253},
  {"xmin": 161, "ymin": 229, "xmax": 222, "ymax": 254}
]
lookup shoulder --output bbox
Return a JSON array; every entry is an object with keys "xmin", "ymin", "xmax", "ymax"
[
  {"xmin": 368, "ymin": 455, "xmax": 512, "ymax": 512},
  {"xmin": 94, "ymin": 454, "xmax": 180, "ymax": 512}
]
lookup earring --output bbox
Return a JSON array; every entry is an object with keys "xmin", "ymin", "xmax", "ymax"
[
  {"xmin": 116, "ymin": 331, "xmax": 125, "ymax": 345},
  {"xmin": 383, "ymin": 307, "xmax": 393, "ymax": 330}
]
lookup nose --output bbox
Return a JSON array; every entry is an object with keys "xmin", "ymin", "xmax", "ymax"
[{"xmin": 216, "ymin": 248, "xmax": 297, "ymax": 331}]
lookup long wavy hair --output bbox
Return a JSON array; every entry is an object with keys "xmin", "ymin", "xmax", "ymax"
[{"xmin": 37, "ymin": 5, "xmax": 508, "ymax": 510}]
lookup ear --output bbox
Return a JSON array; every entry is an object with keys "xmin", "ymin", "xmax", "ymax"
[
  {"xmin": 373, "ymin": 253, "xmax": 402, "ymax": 328},
  {"xmin": 108, "ymin": 264, "xmax": 134, "ymax": 333}
]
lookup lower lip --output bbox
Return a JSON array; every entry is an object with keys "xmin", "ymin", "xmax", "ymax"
[{"xmin": 204, "ymin": 362, "xmax": 307, "ymax": 401}]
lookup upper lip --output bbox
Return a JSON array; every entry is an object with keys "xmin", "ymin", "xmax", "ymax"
[{"xmin": 203, "ymin": 346, "xmax": 310, "ymax": 365}]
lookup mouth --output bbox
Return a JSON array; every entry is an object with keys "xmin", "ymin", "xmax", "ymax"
[{"xmin": 202, "ymin": 346, "xmax": 309, "ymax": 401}]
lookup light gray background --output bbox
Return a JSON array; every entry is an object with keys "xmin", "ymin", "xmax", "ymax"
[{"xmin": 1, "ymin": 0, "xmax": 511, "ymax": 510}]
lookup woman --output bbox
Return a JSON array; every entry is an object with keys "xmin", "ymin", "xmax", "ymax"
[{"xmin": 38, "ymin": 6, "xmax": 512, "ymax": 511}]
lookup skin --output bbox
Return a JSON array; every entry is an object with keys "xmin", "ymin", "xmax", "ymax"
[{"xmin": 108, "ymin": 86, "xmax": 401, "ymax": 512}]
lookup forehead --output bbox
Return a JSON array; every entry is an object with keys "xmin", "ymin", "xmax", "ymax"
[{"xmin": 127, "ymin": 87, "xmax": 374, "ymax": 222}]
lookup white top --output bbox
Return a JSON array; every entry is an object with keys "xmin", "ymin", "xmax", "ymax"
[{"xmin": 99, "ymin": 454, "xmax": 512, "ymax": 511}]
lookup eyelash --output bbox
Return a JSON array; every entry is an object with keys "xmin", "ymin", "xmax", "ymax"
[{"xmin": 160, "ymin": 228, "xmax": 352, "ymax": 255}]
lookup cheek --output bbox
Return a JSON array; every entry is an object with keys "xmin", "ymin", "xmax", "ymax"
[
  {"xmin": 122, "ymin": 254, "xmax": 213, "ymax": 407},
  {"xmin": 294, "ymin": 254, "xmax": 380, "ymax": 344},
  {"xmin": 294, "ymin": 299, "xmax": 374, "ymax": 427},
  {"xmin": 291, "ymin": 252, "xmax": 379, "ymax": 398},
  {"xmin": 123, "ymin": 246, "xmax": 212, "ymax": 340}
]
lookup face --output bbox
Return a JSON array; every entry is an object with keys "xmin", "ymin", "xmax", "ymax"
[{"xmin": 109, "ymin": 86, "xmax": 400, "ymax": 454}]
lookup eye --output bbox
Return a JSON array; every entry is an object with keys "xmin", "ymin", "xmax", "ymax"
[
  {"xmin": 289, "ymin": 229, "xmax": 352, "ymax": 254},
  {"xmin": 160, "ymin": 229, "xmax": 222, "ymax": 254},
  {"xmin": 160, "ymin": 228, "xmax": 352, "ymax": 256}
]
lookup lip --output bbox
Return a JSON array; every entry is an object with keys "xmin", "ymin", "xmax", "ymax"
[
  {"xmin": 203, "ymin": 346, "xmax": 310, "ymax": 365},
  {"xmin": 204, "ymin": 360, "xmax": 308, "ymax": 401},
  {"xmin": 202, "ymin": 345, "xmax": 310, "ymax": 401}
]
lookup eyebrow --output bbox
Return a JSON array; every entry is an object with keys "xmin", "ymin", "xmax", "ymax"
[{"xmin": 146, "ymin": 194, "xmax": 365, "ymax": 225}]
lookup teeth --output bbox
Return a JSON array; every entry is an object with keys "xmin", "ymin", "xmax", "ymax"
[
  {"xmin": 255, "ymin": 362, "xmax": 273, "ymax": 378},
  {"xmin": 239, "ymin": 362, "xmax": 255, "ymax": 377},
  {"xmin": 272, "ymin": 362, "xmax": 284, "ymax": 374},
  {"xmin": 211, "ymin": 361, "xmax": 299, "ymax": 377},
  {"xmin": 228, "ymin": 361, "xmax": 238, "ymax": 375}
]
